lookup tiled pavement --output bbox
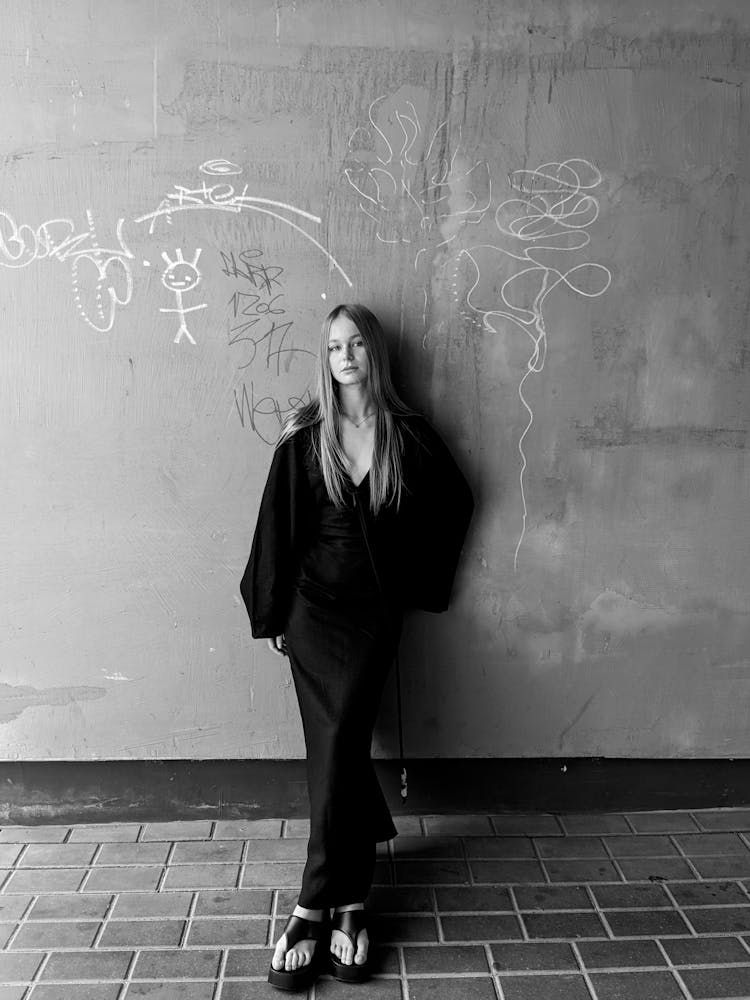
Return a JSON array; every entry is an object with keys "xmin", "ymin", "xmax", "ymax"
[{"xmin": 4, "ymin": 812, "xmax": 750, "ymax": 997}]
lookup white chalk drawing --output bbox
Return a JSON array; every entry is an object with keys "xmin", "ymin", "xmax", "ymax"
[
  {"xmin": 158, "ymin": 248, "xmax": 206, "ymax": 345},
  {"xmin": 199, "ymin": 159, "xmax": 243, "ymax": 176},
  {"xmin": 0, "ymin": 209, "xmax": 134, "ymax": 332},
  {"xmin": 344, "ymin": 93, "xmax": 491, "ymax": 329},
  {"xmin": 134, "ymin": 171, "xmax": 352, "ymax": 287},
  {"xmin": 461, "ymin": 159, "xmax": 612, "ymax": 571}
]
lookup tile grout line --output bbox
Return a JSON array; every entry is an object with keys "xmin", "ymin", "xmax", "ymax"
[
  {"xmin": 75, "ymin": 858, "xmax": 95, "ymax": 894},
  {"xmin": 668, "ymin": 833, "xmax": 704, "ymax": 883},
  {"xmin": 583, "ymin": 882, "xmax": 615, "ymax": 940},
  {"xmin": 236, "ymin": 838, "xmax": 249, "ymax": 891},
  {"xmin": 622, "ymin": 814, "xmax": 638, "ymax": 834},
  {"xmin": 435, "ymin": 967, "xmax": 665, "ymax": 978},
  {"xmin": 178, "ymin": 888, "xmax": 200, "ymax": 948},
  {"xmin": 412, "ymin": 904, "xmax": 678, "ymax": 916},
  {"xmin": 506, "ymin": 886, "xmax": 528, "ymax": 942},
  {"xmin": 397, "ymin": 941, "xmax": 409, "ymax": 1000},
  {"xmin": 689, "ymin": 811, "xmax": 706, "ymax": 834},
  {"xmin": 489, "ymin": 965, "xmax": 505, "ymax": 999},
  {"xmin": 568, "ymin": 940, "xmax": 600, "ymax": 1000},
  {"xmin": 9, "ymin": 858, "xmax": 334, "ymax": 870},
  {"xmin": 11, "ymin": 929, "xmax": 750, "ymax": 952},
  {"xmin": 2, "ymin": 892, "xmax": 36, "ymax": 951},
  {"xmin": 13, "ymin": 843, "xmax": 30, "ymax": 870},
  {"xmin": 529, "ymin": 835, "xmax": 552, "ymax": 887},
  {"xmin": 115, "ymin": 948, "xmax": 139, "ymax": 1000},
  {"xmin": 78, "ymin": 841, "xmax": 105, "ymax": 896},
  {"xmin": 91, "ymin": 883, "xmax": 118, "ymax": 948},
  {"xmin": 212, "ymin": 946, "xmax": 229, "ymax": 1000},
  {"xmin": 268, "ymin": 888, "xmax": 279, "ymax": 948},
  {"xmin": 483, "ymin": 942, "xmax": 504, "ymax": 1000},
  {"xmin": 431, "ymin": 884, "xmax": 445, "ymax": 945},
  {"xmin": 653, "ymin": 936, "xmax": 693, "ymax": 1000},
  {"xmin": 459, "ymin": 835, "xmax": 475, "ymax": 892},
  {"xmin": 155, "ymin": 843, "xmax": 176, "ymax": 892},
  {"xmin": 660, "ymin": 881, "xmax": 700, "ymax": 938},
  {"xmin": 599, "ymin": 834, "xmax": 629, "ymax": 886},
  {"xmin": 22, "ymin": 949, "xmax": 52, "ymax": 1000}
]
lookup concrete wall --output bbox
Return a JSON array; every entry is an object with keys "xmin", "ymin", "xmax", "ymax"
[{"xmin": 1, "ymin": 0, "xmax": 749, "ymax": 760}]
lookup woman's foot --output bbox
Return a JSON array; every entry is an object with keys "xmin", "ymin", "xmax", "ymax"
[
  {"xmin": 271, "ymin": 904, "xmax": 325, "ymax": 972},
  {"xmin": 330, "ymin": 902, "xmax": 368, "ymax": 966}
]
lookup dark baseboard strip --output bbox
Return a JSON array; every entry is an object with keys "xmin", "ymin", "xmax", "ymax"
[{"xmin": 0, "ymin": 758, "xmax": 748, "ymax": 825}]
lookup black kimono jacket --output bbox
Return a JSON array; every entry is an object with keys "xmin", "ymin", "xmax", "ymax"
[{"xmin": 240, "ymin": 413, "xmax": 474, "ymax": 639}]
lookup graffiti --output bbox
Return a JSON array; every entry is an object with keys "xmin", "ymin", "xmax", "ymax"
[
  {"xmin": 223, "ymin": 247, "xmax": 315, "ymax": 439},
  {"xmin": 158, "ymin": 248, "xmax": 206, "ymax": 345},
  {"xmin": 462, "ymin": 159, "xmax": 612, "ymax": 570},
  {"xmin": 344, "ymin": 93, "xmax": 490, "ymax": 330},
  {"xmin": 219, "ymin": 249, "xmax": 283, "ymax": 293},
  {"xmin": 0, "ymin": 158, "xmax": 351, "ymax": 423},
  {"xmin": 134, "ymin": 171, "xmax": 352, "ymax": 286},
  {"xmin": 233, "ymin": 380, "xmax": 314, "ymax": 445},
  {"xmin": 0, "ymin": 209, "xmax": 134, "ymax": 333},
  {"xmin": 199, "ymin": 159, "xmax": 243, "ymax": 176}
]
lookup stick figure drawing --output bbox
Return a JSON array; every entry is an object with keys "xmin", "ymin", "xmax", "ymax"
[{"xmin": 159, "ymin": 247, "xmax": 207, "ymax": 344}]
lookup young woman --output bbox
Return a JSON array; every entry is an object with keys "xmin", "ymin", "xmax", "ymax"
[{"xmin": 240, "ymin": 303, "xmax": 473, "ymax": 991}]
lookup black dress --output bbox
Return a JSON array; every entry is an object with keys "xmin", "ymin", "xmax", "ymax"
[{"xmin": 240, "ymin": 414, "xmax": 473, "ymax": 908}]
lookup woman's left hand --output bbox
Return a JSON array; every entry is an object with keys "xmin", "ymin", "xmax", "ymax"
[{"xmin": 267, "ymin": 634, "xmax": 287, "ymax": 657}]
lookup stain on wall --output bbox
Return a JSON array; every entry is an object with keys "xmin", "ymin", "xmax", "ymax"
[
  {"xmin": 0, "ymin": 685, "xmax": 106, "ymax": 726},
  {"xmin": 1, "ymin": 0, "xmax": 749, "ymax": 760}
]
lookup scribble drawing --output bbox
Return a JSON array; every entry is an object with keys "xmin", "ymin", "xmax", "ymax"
[
  {"xmin": 462, "ymin": 159, "xmax": 612, "ymax": 571},
  {"xmin": 134, "ymin": 167, "xmax": 352, "ymax": 287},
  {"xmin": 199, "ymin": 159, "xmax": 243, "ymax": 176},
  {"xmin": 344, "ymin": 93, "xmax": 491, "ymax": 327},
  {"xmin": 158, "ymin": 248, "xmax": 206, "ymax": 344},
  {"xmin": 0, "ymin": 209, "xmax": 133, "ymax": 332}
]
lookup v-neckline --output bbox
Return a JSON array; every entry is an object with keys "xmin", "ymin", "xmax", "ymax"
[{"xmin": 350, "ymin": 468, "xmax": 370, "ymax": 489}]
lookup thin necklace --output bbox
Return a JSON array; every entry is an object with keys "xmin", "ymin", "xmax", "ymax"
[{"xmin": 341, "ymin": 410, "xmax": 376, "ymax": 428}]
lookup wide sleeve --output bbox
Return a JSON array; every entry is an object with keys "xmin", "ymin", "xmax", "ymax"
[
  {"xmin": 239, "ymin": 431, "xmax": 310, "ymax": 638},
  {"xmin": 403, "ymin": 417, "xmax": 475, "ymax": 613}
]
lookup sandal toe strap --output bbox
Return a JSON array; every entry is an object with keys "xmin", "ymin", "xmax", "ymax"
[
  {"xmin": 332, "ymin": 908, "xmax": 367, "ymax": 947},
  {"xmin": 283, "ymin": 913, "xmax": 329, "ymax": 946}
]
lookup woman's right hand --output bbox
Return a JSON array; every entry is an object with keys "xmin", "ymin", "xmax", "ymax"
[{"xmin": 267, "ymin": 635, "xmax": 287, "ymax": 657}]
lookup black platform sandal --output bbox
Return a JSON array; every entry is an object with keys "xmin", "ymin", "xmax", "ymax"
[
  {"xmin": 329, "ymin": 907, "xmax": 371, "ymax": 983},
  {"xmin": 267, "ymin": 912, "xmax": 331, "ymax": 992}
]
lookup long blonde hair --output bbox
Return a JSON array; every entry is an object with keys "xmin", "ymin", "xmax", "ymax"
[{"xmin": 279, "ymin": 303, "xmax": 413, "ymax": 512}]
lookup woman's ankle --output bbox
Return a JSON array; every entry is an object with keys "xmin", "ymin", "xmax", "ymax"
[{"xmin": 292, "ymin": 904, "xmax": 324, "ymax": 920}]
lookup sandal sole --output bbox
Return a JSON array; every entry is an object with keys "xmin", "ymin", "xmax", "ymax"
[
  {"xmin": 268, "ymin": 959, "xmax": 322, "ymax": 992},
  {"xmin": 329, "ymin": 956, "xmax": 371, "ymax": 982}
]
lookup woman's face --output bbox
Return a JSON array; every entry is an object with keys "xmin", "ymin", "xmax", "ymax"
[{"xmin": 327, "ymin": 315, "xmax": 370, "ymax": 387}]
